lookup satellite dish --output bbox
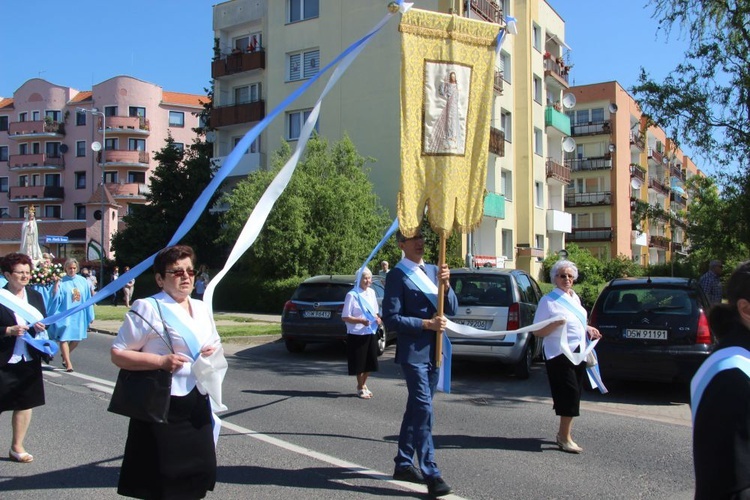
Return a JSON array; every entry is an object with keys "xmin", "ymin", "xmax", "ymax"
[
  {"xmin": 91, "ymin": 141, "xmax": 102, "ymax": 152},
  {"xmin": 59, "ymin": 144, "xmax": 68, "ymax": 154},
  {"xmin": 562, "ymin": 137, "xmax": 577, "ymax": 153},
  {"xmin": 562, "ymin": 93, "xmax": 576, "ymax": 109},
  {"xmin": 609, "ymin": 103, "xmax": 618, "ymax": 113},
  {"xmin": 662, "ymin": 157, "xmax": 668, "ymax": 165},
  {"xmin": 608, "ymin": 143, "xmax": 616, "ymax": 153},
  {"xmin": 631, "ymin": 177, "xmax": 643, "ymax": 190}
]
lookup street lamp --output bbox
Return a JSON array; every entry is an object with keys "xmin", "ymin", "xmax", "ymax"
[{"xmin": 78, "ymin": 107, "xmax": 106, "ymax": 286}]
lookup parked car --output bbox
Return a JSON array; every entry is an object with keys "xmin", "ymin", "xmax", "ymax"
[
  {"xmin": 447, "ymin": 268, "xmax": 544, "ymax": 379},
  {"xmin": 281, "ymin": 274, "xmax": 394, "ymax": 355},
  {"xmin": 589, "ymin": 277, "xmax": 715, "ymax": 384}
]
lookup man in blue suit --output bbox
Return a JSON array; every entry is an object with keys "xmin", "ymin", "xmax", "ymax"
[{"xmin": 382, "ymin": 229, "xmax": 459, "ymax": 497}]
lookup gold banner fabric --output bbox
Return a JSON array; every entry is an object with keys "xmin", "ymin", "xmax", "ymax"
[{"xmin": 398, "ymin": 9, "xmax": 498, "ymax": 238}]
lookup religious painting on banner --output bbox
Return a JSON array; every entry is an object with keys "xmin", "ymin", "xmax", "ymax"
[{"xmin": 398, "ymin": 9, "xmax": 499, "ymax": 238}]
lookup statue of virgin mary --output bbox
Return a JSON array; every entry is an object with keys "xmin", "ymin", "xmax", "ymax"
[{"xmin": 20, "ymin": 206, "xmax": 43, "ymax": 262}]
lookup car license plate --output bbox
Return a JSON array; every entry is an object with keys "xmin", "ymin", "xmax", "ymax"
[
  {"xmin": 624, "ymin": 329, "xmax": 667, "ymax": 340},
  {"xmin": 302, "ymin": 310, "xmax": 332, "ymax": 319},
  {"xmin": 454, "ymin": 319, "xmax": 490, "ymax": 330}
]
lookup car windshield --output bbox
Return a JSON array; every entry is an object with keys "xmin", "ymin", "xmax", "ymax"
[
  {"xmin": 451, "ymin": 275, "xmax": 512, "ymax": 306},
  {"xmin": 601, "ymin": 287, "xmax": 694, "ymax": 315},
  {"xmin": 292, "ymin": 283, "xmax": 352, "ymax": 302}
]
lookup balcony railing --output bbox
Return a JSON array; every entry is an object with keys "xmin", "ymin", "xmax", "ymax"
[
  {"xmin": 9, "ymin": 185, "xmax": 64, "ymax": 200},
  {"xmin": 493, "ymin": 71, "xmax": 504, "ymax": 94},
  {"xmin": 566, "ymin": 156, "xmax": 612, "ymax": 171},
  {"xmin": 489, "ymin": 126, "xmax": 505, "ymax": 157},
  {"xmin": 629, "ymin": 131, "xmax": 645, "ymax": 150},
  {"xmin": 8, "ymin": 120, "xmax": 65, "ymax": 137},
  {"xmin": 630, "ymin": 163, "xmax": 646, "ymax": 183},
  {"xmin": 567, "ymin": 227, "xmax": 613, "ymax": 242},
  {"xmin": 570, "ymin": 120, "xmax": 610, "ymax": 137},
  {"xmin": 210, "ymin": 100, "xmax": 265, "ymax": 128},
  {"xmin": 211, "ymin": 50, "xmax": 266, "ymax": 78},
  {"xmin": 543, "ymin": 58, "xmax": 570, "ymax": 87},
  {"xmin": 650, "ymin": 235, "xmax": 670, "ymax": 249},
  {"xmin": 103, "ymin": 149, "xmax": 150, "ymax": 165},
  {"xmin": 545, "ymin": 106, "xmax": 571, "ymax": 136},
  {"xmin": 672, "ymin": 192, "xmax": 687, "ymax": 205},
  {"xmin": 648, "ymin": 176, "xmax": 670, "ymax": 195},
  {"xmin": 648, "ymin": 146, "xmax": 665, "ymax": 165},
  {"xmin": 546, "ymin": 158, "xmax": 570, "ymax": 184},
  {"xmin": 565, "ymin": 191, "xmax": 612, "ymax": 207},
  {"xmin": 105, "ymin": 182, "xmax": 149, "ymax": 198},
  {"xmin": 8, "ymin": 153, "xmax": 64, "ymax": 169},
  {"xmin": 101, "ymin": 116, "xmax": 150, "ymax": 133},
  {"xmin": 469, "ymin": 0, "xmax": 503, "ymax": 23},
  {"xmin": 670, "ymin": 164, "xmax": 686, "ymax": 181}
]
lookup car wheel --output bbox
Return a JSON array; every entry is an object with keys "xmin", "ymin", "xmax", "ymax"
[
  {"xmin": 285, "ymin": 339, "xmax": 306, "ymax": 353},
  {"xmin": 514, "ymin": 342, "xmax": 533, "ymax": 379},
  {"xmin": 376, "ymin": 328, "xmax": 386, "ymax": 356}
]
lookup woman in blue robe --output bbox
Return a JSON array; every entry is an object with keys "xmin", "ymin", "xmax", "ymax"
[{"xmin": 48, "ymin": 259, "xmax": 94, "ymax": 372}]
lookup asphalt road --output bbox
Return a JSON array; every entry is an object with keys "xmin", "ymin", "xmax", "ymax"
[{"xmin": 0, "ymin": 332, "xmax": 695, "ymax": 499}]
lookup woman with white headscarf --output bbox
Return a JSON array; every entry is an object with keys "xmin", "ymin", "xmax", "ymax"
[{"xmin": 342, "ymin": 268, "xmax": 381, "ymax": 399}]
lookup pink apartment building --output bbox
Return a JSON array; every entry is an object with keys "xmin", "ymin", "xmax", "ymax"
[{"xmin": 0, "ymin": 76, "xmax": 204, "ymax": 261}]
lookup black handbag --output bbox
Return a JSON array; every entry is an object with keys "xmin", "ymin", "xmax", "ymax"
[{"xmin": 108, "ymin": 303, "xmax": 175, "ymax": 423}]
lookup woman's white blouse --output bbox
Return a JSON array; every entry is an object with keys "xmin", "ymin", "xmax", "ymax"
[
  {"xmin": 533, "ymin": 288, "xmax": 588, "ymax": 360},
  {"xmin": 342, "ymin": 287, "xmax": 378, "ymax": 335},
  {"xmin": 112, "ymin": 291, "xmax": 221, "ymax": 396}
]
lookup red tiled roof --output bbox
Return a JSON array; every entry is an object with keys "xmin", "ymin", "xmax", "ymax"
[
  {"xmin": 0, "ymin": 220, "xmax": 87, "ymax": 243},
  {"xmin": 162, "ymin": 91, "xmax": 207, "ymax": 108},
  {"xmin": 0, "ymin": 97, "xmax": 14, "ymax": 110},
  {"xmin": 69, "ymin": 91, "xmax": 93, "ymax": 104},
  {"xmin": 86, "ymin": 185, "xmax": 120, "ymax": 206}
]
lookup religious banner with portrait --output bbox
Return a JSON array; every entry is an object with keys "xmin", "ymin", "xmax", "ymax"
[{"xmin": 398, "ymin": 9, "xmax": 498, "ymax": 238}]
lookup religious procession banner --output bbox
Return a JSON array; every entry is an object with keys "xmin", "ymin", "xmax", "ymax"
[{"xmin": 398, "ymin": 9, "xmax": 499, "ymax": 237}]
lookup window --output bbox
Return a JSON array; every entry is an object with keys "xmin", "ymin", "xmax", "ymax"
[
  {"xmin": 45, "ymin": 110, "xmax": 61, "ymax": 122},
  {"xmin": 19, "ymin": 144, "xmax": 28, "ymax": 155},
  {"xmin": 76, "ymin": 141, "xmax": 86, "ymax": 157},
  {"xmin": 501, "ymin": 229, "xmax": 513, "ymax": 260},
  {"xmin": 76, "ymin": 111, "xmax": 86, "ymax": 126},
  {"xmin": 288, "ymin": 49, "xmax": 320, "ymax": 81},
  {"xmin": 173, "ymin": 142, "xmax": 184, "ymax": 152},
  {"xmin": 128, "ymin": 138, "xmax": 146, "ymax": 151},
  {"xmin": 0, "ymin": 116, "xmax": 8, "ymax": 131},
  {"xmin": 532, "ymin": 23, "xmax": 541, "ymax": 52},
  {"xmin": 105, "ymin": 138, "xmax": 118, "ymax": 150},
  {"xmin": 500, "ymin": 110, "xmax": 512, "ymax": 142},
  {"xmin": 104, "ymin": 171, "xmax": 118, "ymax": 183},
  {"xmin": 129, "ymin": 106, "xmax": 146, "ymax": 118},
  {"xmin": 76, "ymin": 205, "xmax": 86, "ymax": 220},
  {"xmin": 591, "ymin": 107, "xmax": 604, "ymax": 123},
  {"xmin": 500, "ymin": 169, "xmax": 512, "ymax": 201},
  {"xmin": 19, "ymin": 112, "xmax": 27, "ymax": 122},
  {"xmin": 0, "ymin": 146, "xmax": 7, "ymax": 162},
  {"xmin": 32, "ymin": 111, "xmax": 40, "ymax": 121},
  {"xmin": 104, "ymin": 106, "xmax": 118, "ymax": 117},
  {"xmin": 32, "ymin": 142, "xmax": 40, "ymax": 154},
  {"xmin": 535, "ymin": 181, "xmax": 544, "ymax": 207},
  {"xmin": 19, "ymin": 175, "xmax": 28, "ymax": 187},
  {"xmin": 75, "ymin": 172, "xmax": 86, "ymax": 189},
  {"xmin": 235, "ymin": 83, "xmax": 263, "ymax": 104},
  {"xmin": 0, "ymin": 177, "xmax": 8, "ymax": 192},
  {"xmin": 45, "ymin": 174, "xmax": 61, "ymax": 187},
  {"xmin": 533, "ymin": 75, "xmax": 542, "ymax": 104},
  {"xmin": 499, "ymin": 51, "xmax": 511, "ymax": 83},
  {"xmin": 128, "ymin": 172, "xmax": 146, "ymax": 183},
  {"xmin": 45, "ymin": 205, "xmax": 61, "ymax": 218},
  {"xmin": 169, "ymin": 111, "xmax": 185, "ymax": 127},
  {"xmin": 0, "ymin": 208, "xmax": 8, "ymax": 218},
  {"xmin": 286, "ymin": 109, "xmax": 318, "ymax": 140},
  {"xmin": 288, "ymin": 0, "xmax": 319, "ymax": 23},
  {"xmin": 18, "ymin": 207, "xmax": 25, "ymax": 218},
  {"xmin": 46, "ymin": 142, "xmax": 61, "ymax": 158},
  {"xmin": 534, "ymin": 127, "xmax": 543, "ymax": 156},
  {"xmin": 535, "ymin": 234, "xmax": 545, "ymax": 253}
]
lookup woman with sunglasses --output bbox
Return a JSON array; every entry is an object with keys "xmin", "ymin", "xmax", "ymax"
[
  {"xmin": 532, "ymin": 259, "xmax": 601, "ymax": 454},
  {"xmin": 111, "ymin": 245, "xmax": 224, "ymax": 499},
  {"xmin": 0, "ymin": 252, "xmax": 49, "ymax": 463}
]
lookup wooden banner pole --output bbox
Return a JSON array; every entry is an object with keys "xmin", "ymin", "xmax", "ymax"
[{"xmin": 435, "ymin": 234, "xmax": 447, "ymax": 367}]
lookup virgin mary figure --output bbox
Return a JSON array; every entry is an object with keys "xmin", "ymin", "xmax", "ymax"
[
  {"xmin": 427, "ymin": 71, "xmax": 463, "ymax": 154},
  {"xmin": 20, "ymin": 206, "xmax": 43, "ymax": 262}
]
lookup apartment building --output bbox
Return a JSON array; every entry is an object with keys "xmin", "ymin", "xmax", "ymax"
[
  {"xmin": 565, "ymin": 81, "xmax": 701, "ymax": 265},
  {"xmin": 0, "ymin": 76, "xmax": 203, "ymax": 260},
  {"xmin": 211, "ymin": 0, "xmax": 573, "ymax": 279}
]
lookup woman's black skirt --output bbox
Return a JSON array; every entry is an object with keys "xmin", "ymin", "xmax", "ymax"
[
  {"xmin": 545, "ymin": 353, "xmax": 586, "ymax": 417},
  {"xmin": 347, "ymin": 333, "xmax": 379, "ymax": 375},
  {"xmin": 118, "ymin": 387, "xmax": 216, "ymax": 499},
  {"xmin": 0, "ymin": 358, "xmax": 44, "ymax": 412}
]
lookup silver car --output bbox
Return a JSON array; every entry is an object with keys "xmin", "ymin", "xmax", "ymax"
[{"xmin": 447, "ymin": 268, "xmax": 544, "ymax": 379}]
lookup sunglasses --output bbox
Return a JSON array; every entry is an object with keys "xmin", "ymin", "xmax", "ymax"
[
  {"xmin": 164, "ymin": 269, "xmax": 196, "ymax": 278},
  {"xmin": 557, "ymin": 274, "xmax": 574, "ymax": 279}
]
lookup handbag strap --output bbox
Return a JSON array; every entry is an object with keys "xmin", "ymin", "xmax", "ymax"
[{"xmin": 127, "ymin": 306, "xmax": 175, "ymax": 354}]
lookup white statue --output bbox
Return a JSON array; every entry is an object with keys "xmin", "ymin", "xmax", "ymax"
[{"xmin": 20, "ymin": 206, "xmax": 43, "ymax": 262}]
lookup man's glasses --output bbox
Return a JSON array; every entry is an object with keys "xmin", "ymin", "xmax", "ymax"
[{"xmin": 165, "ymin": 269, "xmax": 196, "ymax": 278}]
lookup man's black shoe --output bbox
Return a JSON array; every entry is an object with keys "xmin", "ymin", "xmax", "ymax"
[
  {"xmin": 426, "ymin": 476, "xmax": 452, "ymax": 497},
  {"xmin": 392, "ymin": 465, "xmax": 424, "ymax": 483}
]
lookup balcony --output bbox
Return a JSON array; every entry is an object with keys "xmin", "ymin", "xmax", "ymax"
[
  {"xmin": 567, "ymin": 227, "xmax": 613, "ymax": 242},
  {"xmin": 105, "ymin": 182, "xmax": 149, "ymax": 200},
  {"xmin": 629, "ymin": 131, "xmax": 645, "ymax": 151},
  {"xmin": 469, "ymin": 0, "xmax": 503, "ymax": 23},
  {"xmin": 672, "ymin": 241, "xmax": 685, "ymax": 253},
  {"xmin": 567, "ymin": 156, "xmax": 612, "ymax": 171},
  {"xmin": 210, "ymin": 101, "xmax": 265, "ymax": 128},
  {"xmin": 648, "ymin": 146, "xmax": 664, "ymax": 165},
  {"xmin": 8, "ymin": 120, "xmax": 65, "ymax": 139},
  {"xmin": 670, "ymin": 164, "xmax": 686, "ymax": 181},
  {"xmin": 544, "ymin": 106, "xmax": 571, "ymax": 136},
  {"xmin": 9, "ymin": 185, "xmax": 64, "ymax": 201},
  {"xmin": 571, "ymin": 120, "xmax": 610, "ymax": 137},
  {"xmin": 546, "ymin": 158, "xmax": 570, "ymax": 184},
  {"xmin": 213, "ymin": 152, "xmax": 265, "ymax": 177},
  {"xmin": 650, "ymin": 235, "xmax": 670, "ymax": 249},
  {"xmin": 8, "ymin": 153, "xmax": 64, "ymax": 171},
  {"xmin": 101, "ymin": 116, "xmax": 150, "ymax": 136},
  {"xmin": 483, "ymin": 191, "xmax": 505, "ymax": 219},
  {"xmin": 543, "ymin": 58, "xmax": 570, "ymax": 88},
  {"xmin": 546, "ymin": 209, "xmax": 572, "ymax": 233},
  {"xmin": 630, "ymin": 163, "xmax": 646, "ymax": 184},
  {"xmin": 489, "ymin": 127, "xmax": 505, "ymax": 157},
  {"xmin": 565, "ymin": 191, "xmax": 612, "ymax": 207},
  {"xmin": 672, "ymin": 191, "xmax": 687, "ymax": 206},
  {"xmin": 516, "ymin": 246, "xmax": 545, "ymax": 258},
  {"xmin": 103, "ymin": 149, "xmax": 150, "ymax": 167},
  {"xmin": 648, "ymin": 176, "xmax": 670, "ymax": 195},
  {"xmin": 493, "ymin": 71, "xmax": 504, "ymax": 95},
  {"xmin": 212, "ymin": 50, "xmax": 266, "ymax": 78}
]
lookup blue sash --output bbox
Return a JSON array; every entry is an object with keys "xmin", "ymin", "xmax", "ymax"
[
  {"xmin": 145, "ymin": 297, "xmax": 202, "ymax": 361},
  {"xmin": 0, "ymin": 288, "xmax": 59, "ymax": 357},
  {"xmin": 352, "ymin": 290, "xmax": 378, "ymax": 334},
  {"xmin": 690, "ymin": 346, "xmax": 750, "ymax": 423}
]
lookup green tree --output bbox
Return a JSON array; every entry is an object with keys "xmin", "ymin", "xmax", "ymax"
[
  {"xmin": 111, "ymin": 135, "xmax": 223, "ymax": 267},
  {"xmin": 633, "ymin": 0, "xmax": 750, "ymax": 254},
  {"xmin": 219, "ymin": 134, "xmax": 392, "ymax": 279}
]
